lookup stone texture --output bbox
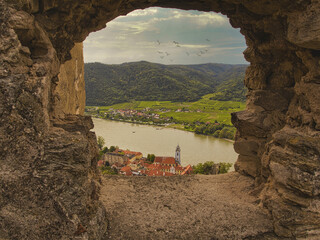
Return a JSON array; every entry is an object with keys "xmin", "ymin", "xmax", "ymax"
[
  {"xmin": 0, "ymin": 2, "xmax": 106, "ymax": 239},
  {"xmin": 101, "ymin": 173, "xmax": 277, "ymax": 240},
  {"xmin": 1, "ymin": 0, "xmax": 320, "ymax": 239},
  {"xmin": 287, "ymin": 2, "xmax": 320, "ymax": 50},
  {"xmin": 53, "ymin": 43, "xmax": 85, "ymax": 118}
]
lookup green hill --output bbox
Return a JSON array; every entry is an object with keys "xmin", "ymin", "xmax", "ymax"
[{"xmin": 84, "ymin": 61, "xmax": 247, "ymax": 106}]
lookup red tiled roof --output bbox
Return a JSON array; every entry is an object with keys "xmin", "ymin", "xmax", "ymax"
[
  {"xmin": 147, "ymin": 170, "xmax": 174, "ymax": 176},
  {"xmin": 160, "ymin": 165, "xmax": 172, "ymax": 170},
  {"xmin": 151, "ymin": 165, "xmax": 162, "ymax": 171},
  {"xmin": 164, "ymin": 172, "xmax": 174, "ymax": 176},
  {"xmin": 162, "ymin": 157, "xmax": 176, "ymax": 165},
  {"xmin": 120, "ymin": 166, "xmax": 131, "ymax": 172},
  {"xmin": 123, "ymin": 150, "xmax": 142, "ymax": 156},
  {"xmin": 143, "ymin": 163, "xmax": 151, "ymax": 168},
  {"xmin": 154, "ymin": 157, "xmax": 163, "ymax": 163},
  {"xmin": 154, "ymin": 157, "xmax": 176, "ymax": 165},
  {"xmin": 123, "ymin": 160, "xmax": 130, "ymax": 166},
  {"xmin": 181, "ymin": 164, "xmax": 193, "ymax": 175},
  {"xmin": 147, "ymin": 170, "xmax": 162, "ymax": 176},
  {"xmin": 120, "ymin": 166, "xmax": 132, "ymax": 176},
  {"xmin": 175, "ymin": 166, "xmax": 184, "ymax": 171}
]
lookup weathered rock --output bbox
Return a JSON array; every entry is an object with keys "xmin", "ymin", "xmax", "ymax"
[
  {"xmin": 235, "ymin": 154, "xmax": 261, "ymax": 178},
  {"xmin": 287, "ymin": 2, "xmax": 320, "ymax": 50},
  {"xmin": 1, "ymin": 0, "xmax": 320, "ymax": 239},
  {"xmin": 0, "ymin": 2, "xmax": 106, "ymax": 239},
  {"xmin": 53, "ymin": 43, "xmax": 85, "ymax": 118}
]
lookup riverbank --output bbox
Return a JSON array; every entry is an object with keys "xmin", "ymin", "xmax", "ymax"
[
  {"xmin": 86, "ymin": 98, "xmax": 243, "ymax": 141},
  {"xmin": 90, "ymin": 114, "xmax": 236, "ymax": 141},
  {"xmin": 92, "ymin": 118, "xmax": 237, "ymax": 167}
]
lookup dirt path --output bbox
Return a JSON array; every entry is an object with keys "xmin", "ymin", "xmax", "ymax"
[{"xmin": 100, "ymin": 172, "xmax": 276, "ymax": 240}]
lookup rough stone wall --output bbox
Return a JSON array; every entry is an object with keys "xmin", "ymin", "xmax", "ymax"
[
  {"xmin": 0, "ymin": 1, "xmax": 106, "ymax": 239},
  {"xmin": 54, "ymin": 43, "xmax": 85, "ymax": 118},
  {"xmin": 0, "ymin": 0, "xmax": 320, "ymax": 239}
]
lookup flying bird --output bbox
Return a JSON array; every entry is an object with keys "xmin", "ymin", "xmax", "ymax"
[
  {"xmin": 156, "ymin": 40, "xmax": 161, "ymax": 45},
  {"xmin": 206, "ymin": 39, "xmax": 210, "ymax": 42},
  {"xmin": 173, "ymin": 41, "xmax": 179, "ymax": 44}
]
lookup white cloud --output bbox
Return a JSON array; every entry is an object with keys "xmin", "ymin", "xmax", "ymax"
[
  {"xmin": 171, "ymin": 11, "xmax": 228, "ymax": 26},
  {"xmin": 84, "ymin": 7, "xmax": 247, "ymax": 65},
  {"xmin": 127, "ymin": 8, "xmax": 159, "ymax": 16},
  {"xmin": 179, "ymin": 44, "xmax": 210, "ymax": 49}
]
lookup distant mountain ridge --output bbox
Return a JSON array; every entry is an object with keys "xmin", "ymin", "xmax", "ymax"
[{"xmin": 84, "ymin": 61, "xmax": 247, "ymax": 106}]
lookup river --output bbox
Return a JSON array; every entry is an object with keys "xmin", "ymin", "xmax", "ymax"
[{"xmin": 92, "ymin": 118, "xmax": 237, "ymax": 168}]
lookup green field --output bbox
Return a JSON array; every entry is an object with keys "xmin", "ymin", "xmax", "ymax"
[{"xmin": 87, "ymin": 94, "xmax": 245, "ymax": 125}]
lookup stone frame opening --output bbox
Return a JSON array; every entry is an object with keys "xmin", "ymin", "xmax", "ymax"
[{"xmin": 1, "ymin": 0, "xmax": 320, "ymax": 239}]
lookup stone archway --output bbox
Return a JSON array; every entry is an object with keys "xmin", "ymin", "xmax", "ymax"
[{"xmin": 0, "ymin": 0, "xmax": 319, "ymax": 239}]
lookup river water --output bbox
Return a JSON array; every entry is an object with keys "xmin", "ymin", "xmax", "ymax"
[{"xmin": 92, "ymin": 118, "xmax": 237, "ymax": 168}]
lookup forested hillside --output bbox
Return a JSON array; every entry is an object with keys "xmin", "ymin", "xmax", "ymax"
[{"xmin": 85, "ymin": 61, "xmax": 247, "ymax": 106}]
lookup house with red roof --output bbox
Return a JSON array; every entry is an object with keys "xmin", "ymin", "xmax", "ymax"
[
  {"xmin": 122, "ymin": 150, "xmax": 143, "ymax": 161},
  {"xmin": 147, "ymin": 169, "xmax": 174, "ymax": 176},
  {"xmin": 181, "ymin": 164, "xmax": 193, "ymax": 175},
  {"xmin": 120, "ymin": 166, "xmax": 132, "ymax": 176},
  {"xmin": 148, "ymin": 151, "xmax": 191, "ymax": 176},
  {"xmin": 99, "ymin": 145, "xmax": 193, "ymax": 177},
  {"xmin": 154, "ymin": 157, "xmax": 177, "ymax": 167}
]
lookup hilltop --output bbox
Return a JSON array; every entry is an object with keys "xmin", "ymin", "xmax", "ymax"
[{"xmin": 84, "ymin": 61, "xmax": 247, "ymax": 106}]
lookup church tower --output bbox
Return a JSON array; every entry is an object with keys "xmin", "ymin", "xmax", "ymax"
[{"xmin": 175, "ymin": 145, "xmax": 181, "ymax": 165}]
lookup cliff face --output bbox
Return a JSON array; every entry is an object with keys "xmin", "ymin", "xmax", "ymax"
[
  {"xmin": 0, "ymin": 0, "xmax": 320, "ymax": 239},
  {"xmin": 54, "ymin": 43, "xmax": 85, "ymax": 118},
  {"xmin": 0, "ymin": 3, "xmax": 106, "ymax": 239}
]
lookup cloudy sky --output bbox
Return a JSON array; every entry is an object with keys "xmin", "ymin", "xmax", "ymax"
[{"xmin": 84, "ymin": 7, "xmax": 247, "ymax": 65}]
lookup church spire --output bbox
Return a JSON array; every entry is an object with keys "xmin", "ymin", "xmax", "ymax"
[{"xmin": 175, "ymin": 145, "xmax": 181, "ymax": 165}]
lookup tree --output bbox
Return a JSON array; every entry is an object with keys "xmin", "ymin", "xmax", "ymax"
[
  {"xmin": 203, "ymin": 161, "xmax": 215, "ymax": 174},
  {"xmin": 109, "ymin": 146, "xmax": 116, "ymax": 152},
  {"xmin": 213, "ymin": 130, "xmax": 220, "ymax": 138},
  {"xmin": 192, "ymin": 161, "xmax": 230, "ymax": 175},
  {"xmin": 192, "ymin": 163, "xmax": 204, "ymax": 174},
  {"xmin": 100, "ymin": 166, "xmax": 118, "ymax": 175},
  {"xmin": 102, "ymin": 146, "xmax": 109, "ymax": 153},
  {"xmin": 218, "ymin": 162, "xmax": 233, "ymax": 174},
  {"xmin": 147, "ymin": 154, "xmax": 155, "ymax": 163},
  {"xmin": 97, "ymin": 136, "xmax": 105, "ymax": 150}
]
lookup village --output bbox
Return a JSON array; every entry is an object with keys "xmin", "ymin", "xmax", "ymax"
[
  {"xmin": 86, "ymin": 107, "xmax": 204, "ymax": 126},
  {"xmin": 98, "ymin": 145, "xmax": 193, "ymax": 176}
]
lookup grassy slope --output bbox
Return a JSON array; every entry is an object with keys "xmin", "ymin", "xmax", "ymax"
[{"xmin": 89, "ymin": 94, "xmax": 245, "ymax": 125}]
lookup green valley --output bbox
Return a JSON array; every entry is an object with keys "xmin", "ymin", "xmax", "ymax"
[
  {"xmin": 85, "ymin": 61, "xmax": 247, "ymax": 106},
  {"xmin": 85, "ymin": 61, "xmax": 247, "ymax": 140},
  {"xmin": 86, "ymin": 95, "xmax": 245, "ymax": 140}
]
